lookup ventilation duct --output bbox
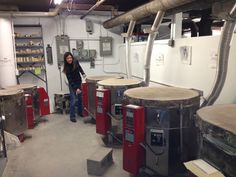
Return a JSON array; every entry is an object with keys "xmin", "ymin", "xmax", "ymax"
[
  {"xmin": 103, "ymin": 0, "xmax": 195, "ymax": 29},
  {"xmin": 202, "ymin": 2, "xmax": 236, "ymax": 106}
]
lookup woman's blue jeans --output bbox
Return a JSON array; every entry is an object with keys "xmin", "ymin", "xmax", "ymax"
[{"xmin": 69, "ymin": 86, "xmax": 83, "ymax": 119}]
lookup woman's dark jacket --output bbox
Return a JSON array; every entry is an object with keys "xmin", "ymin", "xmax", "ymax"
[{"xmin": 66, "ymin": 61, "xmax": 85, "ymax": 91}]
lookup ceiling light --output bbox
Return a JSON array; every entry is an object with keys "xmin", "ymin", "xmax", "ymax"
[{"xmin": 54, "ymin": 0, "xmax": 63, "ymax": 5}]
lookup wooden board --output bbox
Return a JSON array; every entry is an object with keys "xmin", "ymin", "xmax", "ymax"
[
  {"xmin": 197, "ymin": 104, "xmax": 236, "ymax": 134},
  {"xmin": 184, "ymin": 159, "xmax": 225, "ymax": 177},
  {"xmin": 98, "ymin": 78, "xmax": 142, "ymax": 86}
]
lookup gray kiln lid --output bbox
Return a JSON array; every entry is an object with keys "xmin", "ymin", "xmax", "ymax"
[
  {"xmin": 86, "ymin": 75, "xmax": 121, "ymax": 83},
  {"xmin": 0, "ymin": 89, "xmax": 23, "ymax": 97},
  {"xmin": 125, "ymin": 87, "xmax": 199, "ymax": 101},
  {"xmin": 5, "ymin": 84, "xmax": 37, "ymax": 90},
  {"xmin": 197, "ymin": 104, "xmax": 236, "ymax": 134},
  {"xmin": 98, "ymin": 78, "xmax": 142, "ymax": 86}
]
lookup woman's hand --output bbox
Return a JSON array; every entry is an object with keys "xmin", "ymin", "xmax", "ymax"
[
  {"xmin": 76, "ymin": 88, "xmax": 82, "ymax": 95},
  {"xmin": 82, "ymin": 74, "xmax": 86, "ymax": 79}
]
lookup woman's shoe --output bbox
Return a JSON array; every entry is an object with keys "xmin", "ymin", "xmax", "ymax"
[
  {"xmin": 70, "ymin": 118, "xmax": 77, "ymax": 123},
  {"xmin": 78, "ymin": 113, "xmax": 84, "ymax": 117}
]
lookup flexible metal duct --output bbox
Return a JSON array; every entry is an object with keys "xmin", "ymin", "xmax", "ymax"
[
  {"xmin": 144, "ymin": 11, "xmax": 165, "ymax": 86},
  {"xmin": 125, "ymin": 20, "xmax": 136, "ymax": 79},
  {"xmin": 103, "ymin": 0, "xmax": 194, "ymax": 29},
  {"xmin": 201, "ymin": 2, "xmax": 236, "ymax": 106}
]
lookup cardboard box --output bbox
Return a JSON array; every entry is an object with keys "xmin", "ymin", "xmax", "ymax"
[{"xmin": 184, "ymin": 159, "xmax": 225, "ymax": 177}]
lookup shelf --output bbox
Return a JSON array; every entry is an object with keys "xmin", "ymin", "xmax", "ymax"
[
  {"xmin": 16, "ymin": 53, "xmax": 44, "ymax": 57},
  {"xmin": 18, "ymin": 69, "xmax": 46, "ymax": 72},
  {"xmin": 15, "ymin": 37, "xmax": 43, "ymax": 40},
  {"xmin": 17, "ymin": 61, "xmax": 45, "ymax": 64},
  {"xmin": 77, "ymin": 59, "xmax": 94, "ymax": 62},
  {"xmin": 14, "ymin": 24, "xmax": 42, "ymax": 28},
  {"xmin": 14, "ymin": 24, "xmax": 48, "ymax": 91},
  {"xmin": 16, "ymin": 46, "xmax": 43, "ymax": 49}
]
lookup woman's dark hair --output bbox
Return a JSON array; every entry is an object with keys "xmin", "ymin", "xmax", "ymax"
[{"xmin": 63, "ymin": 52, "xmax": 78, "ymax": 73}]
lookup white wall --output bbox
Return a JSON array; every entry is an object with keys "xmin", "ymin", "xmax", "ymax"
[
  {"xmin": 13, "ymin": 15, "xmax": 123, "ymax": 111},
  {"xmin": 119, "ymin": 35, "xmax": 236, "ymax": 104},
  {"xmin": 0, "ymin": 18, "xmax": 17, "ymax": 88},
  {"xmin": 10, "ymin": 15, "xmax": 236, "ymax": 110}
]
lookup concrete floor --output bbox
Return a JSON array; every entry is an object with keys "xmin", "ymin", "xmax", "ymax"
[{"xmin": 2, "ymin": 114, "xmax": 130, "ymax": 177}]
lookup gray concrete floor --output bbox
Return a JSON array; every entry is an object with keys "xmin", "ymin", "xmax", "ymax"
[{"xmin": 2, "ymin": 114, "xmax": 130, "ymax": 177}]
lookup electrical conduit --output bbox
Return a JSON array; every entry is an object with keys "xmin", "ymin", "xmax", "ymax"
[{"xmin": 124, "ymin": 20, "xmax": 136, "ymax": 79}]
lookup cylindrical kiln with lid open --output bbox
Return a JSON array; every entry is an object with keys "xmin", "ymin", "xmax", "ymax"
[{"xmin": 123, "ymin": 86, "xmax": 200, "ymax": 176}]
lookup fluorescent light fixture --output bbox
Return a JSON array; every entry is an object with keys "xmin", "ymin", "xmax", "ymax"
[{"xmin": 54, "ymin": 0, "xmax": 63, "ymax": 5}]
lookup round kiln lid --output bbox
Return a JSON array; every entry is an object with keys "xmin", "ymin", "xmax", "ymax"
[
  {"xmin": 197, "ymin": 104, "xmax": 236, "ymax": 134},
  {"xmin": 86, "ymin": 75, "xmax": 122, "ymax": 83},
  {"xmin": 98, "ymin": 78, "xmax": 142, "ymax": 86},
  {"xmin": 0, "ymin": 89, "xmax": 23, "ymax": 96},
  {"xmin": 125, "ymin": 87, "xmax": 199, "ymax": 101},
  {"xmin": 5, "ymin": 84, "xmax": 37, "ymax": 90}
]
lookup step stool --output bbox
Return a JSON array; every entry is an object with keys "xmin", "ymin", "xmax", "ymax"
[{"xmin": 87, "ymin": 147, "xmax": 113, "ymax": 176}]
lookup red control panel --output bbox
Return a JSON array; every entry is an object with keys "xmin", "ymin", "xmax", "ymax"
[
  {"xmin": 37, "ymin": 87, "xmax": 50, "ymax": 116},
  {"xmin": 123, "ymin": 104, "xmax": 145, "ymax": 176},
  {"xmin": 95, "ymin": 88, "xmax": 111, "ymax": 135},
  {"xmin": 82, "ymin": 83, "xmax": 89, "ymax": 117},
  {"xmin": 25, "ymin": 94, "xmax": 34, "ymax": 129}
]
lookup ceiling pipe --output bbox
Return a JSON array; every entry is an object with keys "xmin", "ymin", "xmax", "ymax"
[
  {"xmin": 201, "ymin": 2, "xmax": 236, "ymax": 107},
  {"xmin": 103, "ymin": 0, "xmax": 195, "ymax": 29},
  {"xmin": 0, "ymin": 2, "xmax": 64, "ymax": 17},
  {"xmin": 144, "ymin": 11, "xmax": 165, "ymax": 86},
  {"xmin": 80, "ymin": 0, "xmax": 106, "ymax": 19}
]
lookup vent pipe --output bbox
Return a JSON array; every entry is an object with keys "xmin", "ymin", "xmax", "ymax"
[
  {"xmin": 0, "ymin": 18, "xmax": 17, "ymax": 88},
  {"xmin": 80, "ymin": 0, "xmax": 106, "ymax": 19},
  {"xmin": 144, "ymin": 11, "xmax": 165, "ymax": 86},
  {"xmin": 122, "ymin": 20, "xmax": 136, "ymax": 79},
  {"xmin": 202, "ymin": 2, "xmax": 236, "ymax": 106},
  {"xmin": 103, "ymin": 0, "xmax": 194, "ymax": 29}
]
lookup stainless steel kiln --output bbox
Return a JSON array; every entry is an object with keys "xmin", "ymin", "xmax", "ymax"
[
  {"xmin": 85, "ymin": 75, "xmax": 121, "ymax": 119},
  {"xmin": 5, "ymin": 84, "xmax": 40, "ymax": 122},
  {"xmin": 0, "ymin": 89, "xmax": 27, "ymax": 135},
  {"xmin": 97, "ymin": 79, "xmax": 143, "ymax": 136},
  {"xmin": 124, "ymin": 87, "xmax": 200, "ymax": 176},
  {"xmin": 197, "ymin": 104, "xmax": 236, "ymax": 177}
]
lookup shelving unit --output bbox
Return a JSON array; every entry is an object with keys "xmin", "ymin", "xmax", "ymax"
[{"xmin": 14, "ymin": 24, "xmax": 48, "ymax": 91}]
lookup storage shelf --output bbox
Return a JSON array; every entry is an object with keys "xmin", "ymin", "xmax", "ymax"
[
  {"xmin": 15, "ymin": 37, "xmax": 42, "ymax": 40},
  {"xmin": 14, "ymin": 24, "xmax": 48, "ymax": 91},
  {"xmin": 18, "ymin": 69, "xmax": 46, "ymax": 72},
  {"xmin": 17, "ymin": 61, "xmax": 45, "ymax": 64},
  {"xmin": 14, "ymin": 24, "xmax": 42, "ymax": 28},
  {"xmin": 16, "ymin": 46, "xmax": 43, "ymax": 49},
  {"xmin": 16, "ymin": 53, "xmax": 44, "ymax": 57}
]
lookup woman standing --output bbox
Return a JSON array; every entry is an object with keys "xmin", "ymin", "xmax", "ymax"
[{"xmin": 63, "ymin": 52, "xmax": 86, "ymax": 122}]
